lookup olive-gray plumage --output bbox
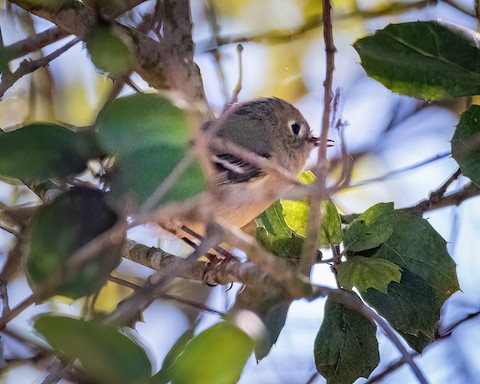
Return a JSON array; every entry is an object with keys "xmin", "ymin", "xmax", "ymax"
[
  {"xmin": 206, "ymin": 97, "xmax": 315, "ymax": 187},
  {"xmin": 157, "ymin": 97, "xmax": 318, "ymax": 235}
]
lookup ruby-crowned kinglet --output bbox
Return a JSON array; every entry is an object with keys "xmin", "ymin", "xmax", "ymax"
[{"xmin": 157, "ymin": 97, "xmax": 321, "ymax": 236}]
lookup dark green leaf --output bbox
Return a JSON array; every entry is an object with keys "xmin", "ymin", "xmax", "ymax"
[
  {"xmin": 35, "ymin": 315, "xmax": 151, "ymax": 384},
  {"xmin": 108, "ymin": 146, "xmax": 204, "ymax": 207},
  {"xmin": 0, "ymin": 124, "xmax": 94, "ymax": 182},
  {"xmin": 86, "ymin": 24, "xmax": 134, "ymax": 76},
  {"xmin": 337, "ymin": 256, "xmax": 402, "ymax": 293},
  {"xmin": 374, "ymin": 210, "xmax": 459, "ymax": 301},
  {"xmin": 344, "ymin": 202, "xmax": 395, "ymax": 252},
  {"xmin": 96, "ymin": 93, "xmax": 189, "ymax": 156},
  {"xmin": 150, "ymin": 327, "xmax": 195, "ymax": 384},
  {"xmin": 232, "ymin": 282, "xmax": 291, "ymax": 361},
  {"xmin": 451, "ymin": 105, "xmax": 480, "ymax": 186},
  {"xmin": 400, "ymin": 331, "xmax": 433, "ymax": 353},
  {"xmin": 314, "ymin": 293, "xmax": 379, "ymax": 384},
  {"xmin": 96, "ymin": 94, "xmax": 203, "ymax": 207},
  {"xmin": 254, "ymin": 300, "xmax": 290, "ymax": 361},
  {"xmin": 169, "ymin": 322, "xmax": 254, "ymax": 384},
  {"xmin": 354, "ymin": 21, "xmax": 480, "ymax": 100},
  {"xmin": 362, "ymin": 270, "xmax": 440, "ymax": 339},
  {"xmin": 26, "ymin": 188, "xmax": 119, "ymax": 299}
]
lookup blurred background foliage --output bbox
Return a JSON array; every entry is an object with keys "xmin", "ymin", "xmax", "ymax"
[{"xmin": 1, "ymin": 0, "xmax": 480, "ymax": 383}]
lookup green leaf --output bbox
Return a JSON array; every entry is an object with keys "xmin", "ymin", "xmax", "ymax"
[
  {"xmin": 281, "ymin": 198, "xmax": 342, "ymax": 246},
  {"xmin": 343, "ymin": 202, "xmax": 395, "ymax": 252},
  {"xmin": 108, "ymin": 147, "xmax": 204, "ymax": 206},
  {"xmin": 354, "ymin": 21, "xmax": 480, "ymax": 100},
  {"xmin": 297, "ymin": 170, "xmax": 316, "ymax": 184},
  {"xmin": 169, "ymin": 322, "xmax": 254, "ymax": 384},
  {"xmin": 314, "ymin": 293, "xmax": 379, "ymax": 384},
  {"xmin": 400, "ymin": 331, "xmax": 433, "ymax": 353},
  {"xmin": 281, "ymin": 171, "xmax": 342, "ymax": 246},
  {"xmin": 451, "ymin": 105, "xmax": 480, "ymax": 186},
  {"xmin": 254, "ymin": 299, "xmax": 290, "ymax": 361},
  {"xmin": 150, "ymin": 327, "xmax": 195, "ymax": 384},
  {"xmin": 96, "ymin": 93, "xmax": 189, "ymax": 156},
  {"xmin": 86, "ymin": 24, "xmax": 134, "ymax": 76},
  {"xmin": 231, "ymin": 281, "xmax": 291, "ymax": 361},
  {"xmin": 256, "ymin": 201, "xmax": 292, "ymax": 237},
  {"xmin": 361, "ymin": 270, "xmax": 440, "ymax": 339},
  {"xmin": 374, "ymin": 210, "xmax": 459, "ymax": 301},
  {"xmin": 35, "ymin": 315, "xmax": 151, "ymax": 384},
  {"xmin": 96, "ymin": 94, "xmax": 204, "ymax": 206},
  {"xmin": 26, "ymin": 188, "xmax": 120, "ymax": 299},
  {"xmin": 256, "ymin": 227, "xmax": 303, "ymax": 263},
  {"xmin": 337, "ymin": 256, "xmax": 402, "ymax": 293},
  {"xmin": 0, "ymin": 124, "xmax": 94, "ymax": 182}
]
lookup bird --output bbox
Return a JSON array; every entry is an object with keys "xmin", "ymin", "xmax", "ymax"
[{"xmin": 156, "ymin": 97, "xmax": 322, "ymax": 239}]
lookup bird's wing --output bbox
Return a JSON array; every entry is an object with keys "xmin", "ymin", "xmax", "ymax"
[{"xmin": 210, "ymin": 153, "xmax": 264, "ymax": 186}]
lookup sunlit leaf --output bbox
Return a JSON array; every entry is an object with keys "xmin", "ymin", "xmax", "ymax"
[
  {"xmin": 314, "ymin": 293, "xmax": 379, "ymax": 384},
  {"xmin": 0, "ymin": 124, "xmax": 95, "ymax": 182},
  {"xmin": 343, "ymin": 202, "xmax": 395, "ymax": 252},
  {"xmin": 169, "ymin": 322, "xmax": 254, "ymax": 384},
  {"xmin": 86, "ymin": 24, "xmax": 134, "ymax": 76},
  {"xmin": 280, "ymin": 171, "xmax": 342, "ymax": 246},
  {"xmin": 451, "ymin": 105, "xmax": 480, "ymax": 186},
  {"xmin": 26, "ymin": 188, "xmax": 120, "ymax": 299},
  {"xmin": 354, "ymin": 21, "xmax": 480, "ymax": 100},
  {"xmin": 35, "ymin": 315, "xmax": 151, "ymax": 384},
  {"xmin": 337, "ymin": 256, "xmax": 402, "ymax": 293}
]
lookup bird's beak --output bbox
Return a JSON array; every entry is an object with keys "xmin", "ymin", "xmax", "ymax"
[{"xmin": 307, "ymin": 137, "xmax": 334, "ymax": 147}]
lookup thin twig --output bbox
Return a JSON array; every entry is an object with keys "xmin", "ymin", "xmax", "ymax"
[
  {"xmin": 0, "ymin": 223, "xmax": 18, "ymax": 237},
  {"xmin": 366, "ymin": 351, "xmax": 419, "ymax": 383},
  {"xmin": 0, "ymin": 37, "xmax": 80, "ymax": 99},
  {"xmin": 428, "ymin": 168, "xmax": 462, "ymax": 202},
  {"xmin": 197, "ymin": 1, "xmax": 432, "ymax": 52},
  {"xmin": 299, "ymin": 0, "xmax": 336, "ymax": 276},
  {"xmin": 228, "ymin": 44, "xmax": 244, "ymax": 105},
  {"xmin": 437, "ymin": 310, "xmax": 480, "ymax": 338},
  {"xmin": 0, "ymin": 279, "xmax": 10, "ymax": 318},
  {"xmin": 109, "ymin": 275, "xmax": 141, "ymax": 290},
  {"xmin": 204, "ymin": 0, "xmax": 229, "ymax": 101},
  {"xmin": 3, "ymin": 0, "xmax": 147, "ymax": 63},
  {"xmin": 344, "ymin": 152, "xmax": 451, "ymax": 189},
  {"xmin": 404, "ymin": 182, "xmax": 480, "ymax": 216}
]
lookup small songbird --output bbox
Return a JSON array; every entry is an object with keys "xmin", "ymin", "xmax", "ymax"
[{"xmin": 157, "ymin": 97, "xmax": 321, "ymax": 237}]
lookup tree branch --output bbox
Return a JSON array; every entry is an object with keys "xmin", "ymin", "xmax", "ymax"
[
  {"xmin": 8, "ymin": 0, "xmax": 208, "ymax": 105},
  {"xmin": 3, "ymin": 0, "xmax": 147, "ymax": 63},
  {"xmin": 404, "ymin": 182, "xmax": 480, "ymax": 216},
  {"xmin": 0, "ymin": 37, "xmax": 80, "ymax": 99},
  {"xmin": 123, "ymin": 238, "xmax": 428, "ymax": 384}
]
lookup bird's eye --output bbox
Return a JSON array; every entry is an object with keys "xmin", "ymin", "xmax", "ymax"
[{"xmin": 291, "ymin": 123, "xmax": 301, "ymax": 135}]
